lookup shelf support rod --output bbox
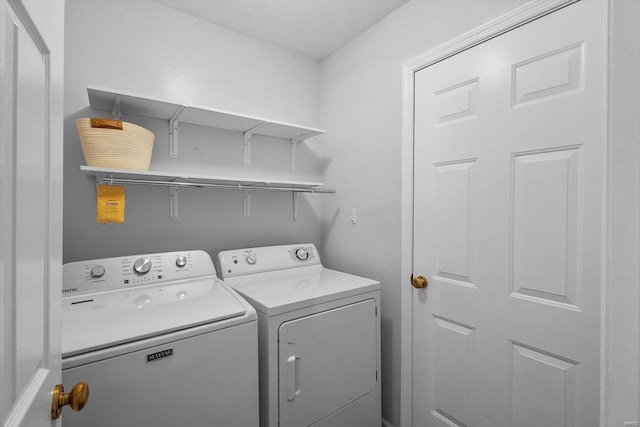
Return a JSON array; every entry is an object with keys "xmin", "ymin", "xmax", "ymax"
[
  {"xmin": 111, "ymin": 94, "xmax": 122, "ymax": 120},
  {"xmin": 116, "ymin": 180, "xmax": 333, "ymax": 192},
  {"xmin": 90, "ymin": 175, "xmax": 337, "ymax": 194},
  {"xmin": 243, "ymin": 190, "xmax": 251, "ymax": 218},
  {"xmin": 169, "ymin": 106, "xmax": 187, "ymax": 158},
  {"xmin": 169, "ymin": 186, "xmax": 179, "ymax": 219},
  {"xmin": 293, "ymin": 192, "xmax": 300, "ymax": 221},
  {"xmin": 290, "ymin": 136, "xmax": 305, "ymax": 171},
  {"xmin": 243, "ymin": 122, "xmax": 269, "ymax": 166}
]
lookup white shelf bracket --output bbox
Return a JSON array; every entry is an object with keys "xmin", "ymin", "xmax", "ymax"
[
  {"xmin": 243, "ymin": 122, "xmax": 269, "ymax": 166},
  {"xmin": 169, "ymin": 186, "xmax": 179, "ymax": 219},
  {"xmin": 243, "ymin": 131, "xmax": 253, "ymax": 166},
  {"xmin": 290, "ymin": 136, "xmax": 305, "ymax": 171},
  {"xmin": 169, "ymin": 106, "xmax": 187, "ymax": 158},
  {"xmin": 243, "ymin": 190, "xmax": 251, "ymax": 218},
  {"xmin": 111, "ymin": 94, "xmax": 122, "ymax": 120},
  {"xmin": 293, "ymin": 192, "xmax": 299, "ymax": 221}
]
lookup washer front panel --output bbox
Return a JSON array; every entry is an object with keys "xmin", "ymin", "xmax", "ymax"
[{"xmin": 62, "ymin": 320, "xmax": 259, "ymax": 427}]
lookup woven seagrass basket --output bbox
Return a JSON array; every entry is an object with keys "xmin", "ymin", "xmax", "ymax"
[{"xmin": 76, "ymin": 118, "xmax": 155, "ymax": 170}]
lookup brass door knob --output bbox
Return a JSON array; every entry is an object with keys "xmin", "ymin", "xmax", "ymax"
[
  {"xmin": 51, "ymin": 382, "xmax": 89, "ymax": 420},
  {"xmin": 412, "ymin": 275, "xmax": 429, "ymax": 289}
]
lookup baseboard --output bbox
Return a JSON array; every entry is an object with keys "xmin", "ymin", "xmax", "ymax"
[{"xmin": 382, "ymin": 418, "xmax": 395, "ymax": 427}]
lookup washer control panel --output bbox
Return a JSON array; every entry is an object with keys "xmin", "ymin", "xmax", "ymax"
[
  {"xmin": 218, "ymin": 244, "xmax": 320, "ymax": 278},
  {"xmin": 63, "ymin": 250, "xmax": 216, "ymax": 295}
]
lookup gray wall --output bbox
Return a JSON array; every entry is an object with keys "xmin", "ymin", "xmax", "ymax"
[
  {"xmin": 63, "ymin": 0, "xmax": 324, "ymax": 263},
  {"xmin": 319, "ymin": 1, "xmax": 528, "ymax": 425}
]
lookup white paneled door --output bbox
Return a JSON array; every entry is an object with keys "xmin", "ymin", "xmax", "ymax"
[
  {"xmin": 412, "ymin": 1, "xmax": 605, "ymax": 426},
  {"xmin": 1, "ymin": 0, "xmax": 64, "ymax": 426}
]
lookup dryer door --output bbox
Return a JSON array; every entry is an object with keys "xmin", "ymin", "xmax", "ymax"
[{"xmin": 278, "ymin": 299, "xmax": 377, "ymax": 427}]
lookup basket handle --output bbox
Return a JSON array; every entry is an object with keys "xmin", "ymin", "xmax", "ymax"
[{"xmin": 90, "ymin": 118, "xmax": 123, "ymax": 130}]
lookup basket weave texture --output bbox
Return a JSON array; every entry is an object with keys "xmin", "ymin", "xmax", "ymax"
[{"xmin": 76, "ymin": 118, "xmax": 155, "ymax": 170}]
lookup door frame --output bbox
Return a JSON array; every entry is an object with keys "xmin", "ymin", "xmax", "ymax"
[{"xmin": 399, "ymin": 1, "xmax": 638, "ymax": 426}]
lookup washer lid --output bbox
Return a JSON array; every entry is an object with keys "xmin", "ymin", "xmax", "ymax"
[
  {"xmin": 62, "ymin": 277, "xmax": 247, "ymax": 358},
  {"xmin": 224, "ymin": 265, "xmax": 380, "ymax": 316}
]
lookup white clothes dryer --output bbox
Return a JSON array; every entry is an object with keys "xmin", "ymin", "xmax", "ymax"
[
  {"xmin": 218, "ymin": 244, "xmax": 381, "ymax": 427},
  {"xmin": 61, "ymin": 250, "xmax": 259, "ymax": 427}
]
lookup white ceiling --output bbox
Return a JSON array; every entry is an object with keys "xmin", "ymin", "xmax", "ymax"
[{"xmin": 153, "ymin": 0, "xmax": 409, "ymax": 59}]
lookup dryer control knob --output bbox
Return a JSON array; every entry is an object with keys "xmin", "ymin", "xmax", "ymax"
[
  {"xmin": 245, "ymin": 255, "xmax": 257, "ymax": 265},
  {"xmin": 175, "ymin": 256, "xmax": 187, "ymax": 268},
  {"xmin": 90, "ymin": 265, "xmax": 105, "ymax": 278},
  {"xmin": 133, "ymin": 258, "xmax": 152, "ymax": 275},
  {"xmin": 295, "ymin": 248, "xmax": 309, "ymax": 261}
]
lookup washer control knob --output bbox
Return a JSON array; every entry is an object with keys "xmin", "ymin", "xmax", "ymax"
[
  {"xmin": 295, "ymin": 248, "xmax": 309, "ymax": 261},
  {"xmin": 133, "ymin": 258, "xmax": 152, "ymax": 275},
  {"xmin": 90, "ymin": 265, "xmax": 105, "ymax": 278},
  {"xmin": 245, "ymin": 255, "xmax": 257, "ymax": 265},
  {"xmin": 175, "ymin": 256, "xmax": 187, "ymax": 268}
]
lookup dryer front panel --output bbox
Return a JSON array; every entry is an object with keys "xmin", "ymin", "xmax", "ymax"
[{"xmin": 278, "ymin": 299, "xmax": 377, "ymax": 427}]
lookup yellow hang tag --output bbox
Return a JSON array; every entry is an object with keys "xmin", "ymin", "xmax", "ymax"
[{"xmin": 96, "ymin": 184, "xmax": 125, "ymax": 224}]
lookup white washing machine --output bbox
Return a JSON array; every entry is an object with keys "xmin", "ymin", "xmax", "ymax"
[
  {"xmin": 61, "ymin": 250, "xmax": 259, "ymax": 427},
  {"xmin": 218, "ymin": 244, "xmax": 381, "ymax": 427}
]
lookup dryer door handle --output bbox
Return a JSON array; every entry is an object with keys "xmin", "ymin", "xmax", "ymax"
[{"xmin": 286, "ymin": 355, "xmax": 301, "ymax": 401}]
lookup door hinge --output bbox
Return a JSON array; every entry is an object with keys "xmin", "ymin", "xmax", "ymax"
[
  {"xmin": 375, "ymin": 306, "xmax": 378, "ymax": 316},
  {"xmin": 376, "ymin": 370, "xmax": 378, "ymax": 381}
]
